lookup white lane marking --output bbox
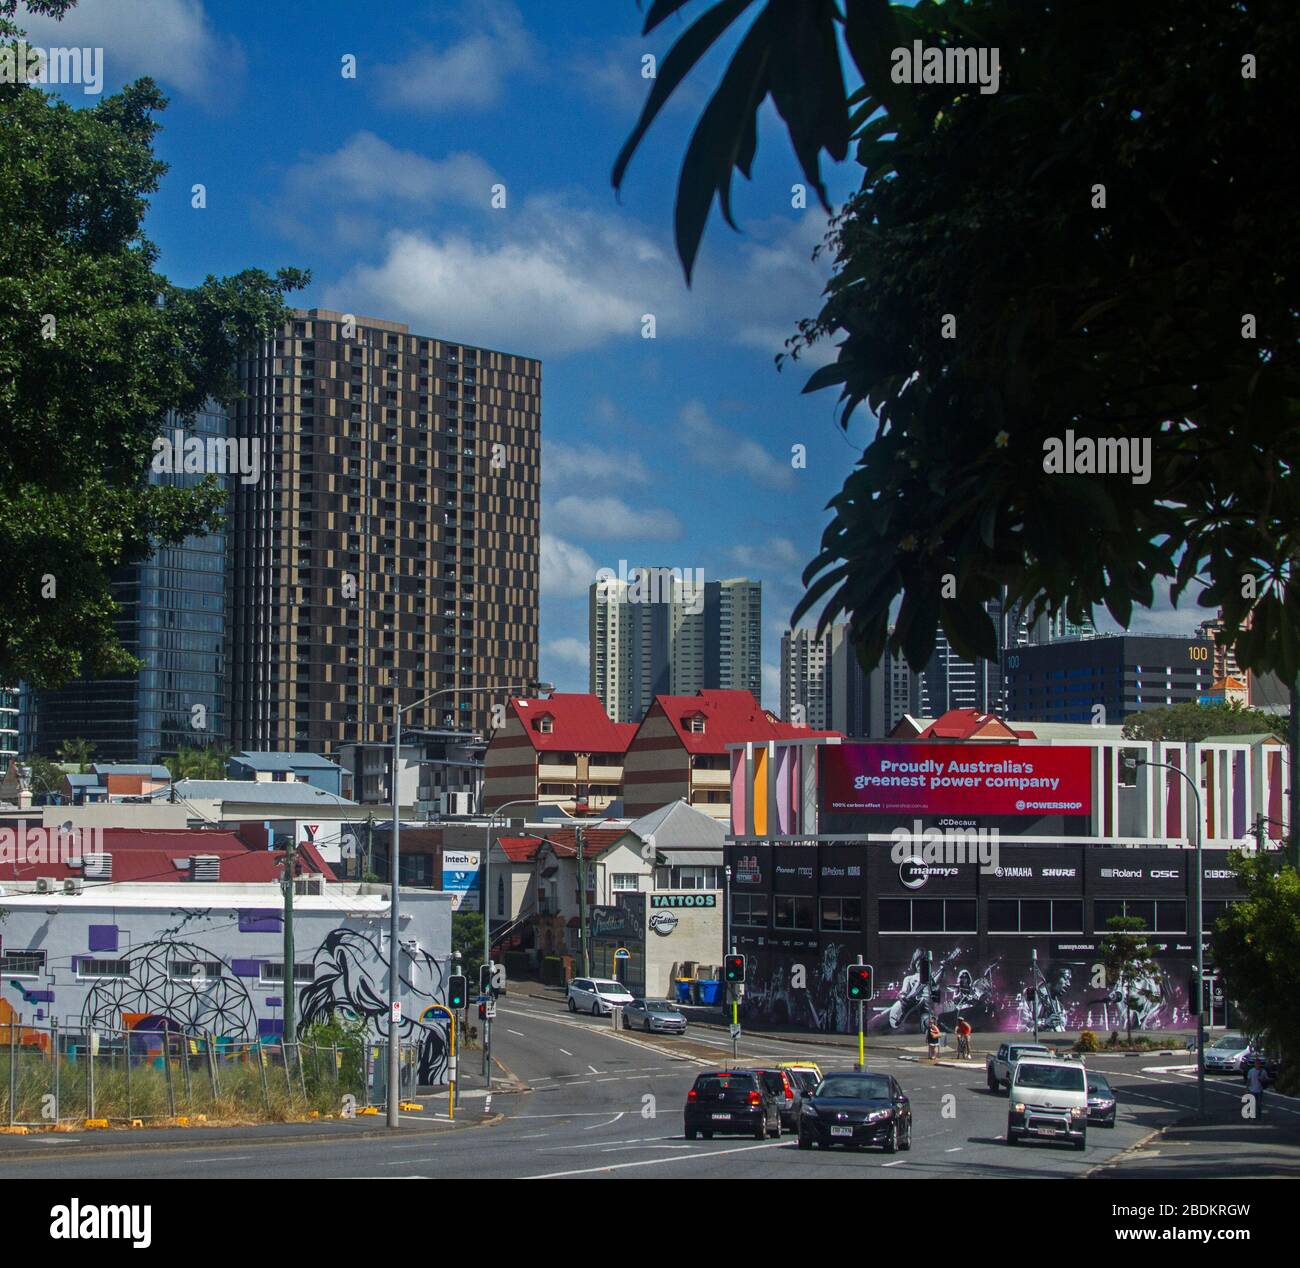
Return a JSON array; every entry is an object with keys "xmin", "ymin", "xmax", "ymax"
[
  {"xmin": 945, "ymin": 1147, "xmax": 963, "ymax": 1153},
  {"xmin": 588, "ymin": 1065, "xmax": 601, "ymax": 1075},
  {"xmin": 485, "ymin": 1095, "xmax": 492, "ymax": 1114},
  {"xmin": 559, "ymin": 1049, "xmax": 573, "ymax": 1057},
  {"xmin": 881, "ymin": 1160, "xmax": 907, "ymax": 1167},
  {"xmin": 583, "ymin": 1112, "xmax": 626, "ymax": 1131},
  {"xmin": 508, "ymin": 1029, "xmax": 525, "ymax": 1037},
  {"xmin": 524, "ymin": 1138, "xmax": 788, "ymax": 1178}
]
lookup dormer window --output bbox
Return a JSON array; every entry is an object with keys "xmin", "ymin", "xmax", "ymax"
[
  {"xmin": 535, "ymin": 714, "xmax": 554, "ymax": 734},
  {"xmin": 686, "ymin": 713, "xmax": 706, "ymax": 734}
]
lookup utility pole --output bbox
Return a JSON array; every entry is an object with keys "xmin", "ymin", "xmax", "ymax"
[
  {"xmin": 281, "ymin": 833, "xmax": 297, "ymax": 1064},
  {"xmin": 1030, "ymin": 947, "xmax": 1039, "ymax": 1043},
  {"xmin": 387, "ymin": 694, "xmax": 402, "ymax": 1129},
  {"xmin": 576, "ymin": 824, "xmax": 590, "ymax": 977},
  {"xmin": 1290, "ymin": 676, "xmax": 1299, "ymax": 871}
]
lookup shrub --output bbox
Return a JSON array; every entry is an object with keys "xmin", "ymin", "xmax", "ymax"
[{"xmin": 1075, "ymin": 1029, "xmax": 1098, "ymax": 1053}]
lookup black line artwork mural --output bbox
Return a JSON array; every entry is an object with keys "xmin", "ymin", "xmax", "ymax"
[
  {"xmin": 298, "ymin": 928, "xmax": 451, "ymax": 1085},
  {"xmin": 80, "ymin": 936, "xmax": 258, "ymax": 1040}
]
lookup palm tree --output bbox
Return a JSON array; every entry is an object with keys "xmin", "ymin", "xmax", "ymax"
[{"xmin": 59, "ymin": 738, "xmax": 94, "ymax": 774}]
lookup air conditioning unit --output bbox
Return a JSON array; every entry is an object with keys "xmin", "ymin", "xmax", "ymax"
[
  {"xmin": 62, "ymin": 878, "xmax": 83, "ymax": 895},
  {"xmin": 294, "ymin": 876, "xmax": 324, "ymax": 897},
  {"xmin": 34, "ymin": 877, "xmax": 54, "ymax": 894},
  {"xmin": 439, "ymin": 791, "xmax": 473, "ymax": 817}
]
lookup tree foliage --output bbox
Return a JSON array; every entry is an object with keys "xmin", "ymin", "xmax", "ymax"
[
  {"xmin": 0, "ymin": 14, "xmax": 307, "ymax": 688},
  {"xmin": 1213, "ymin": 851, "xmax": 1300, "ymax": 1094},
  {"xmin": 1098, "ymin": 915, "xmax": 1162, "ymax": 1045},
  {"xmin": 1121, "ymin": 702, "xmax": 1287, "ymax": 744},
  {"xmin": 164, "ymin": 745, "xmax": 230, "ymax": 781},
  {"xmin": 616, "ymin": 0, "xmax": 1300, "ymax": 680},
  {"xmin": 58, "ymin": 737, "xmax": 93, "ymax": 772}
]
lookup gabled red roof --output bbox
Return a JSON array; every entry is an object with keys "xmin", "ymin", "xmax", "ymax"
[
  {"xmin": 538, "ymin": 828, "xmax": 628, "ymax": 859},
  {"xmin": 508, "ymin": 694, "xmax": 637, "ymax": 754},
  {"xmin": 496, "ymin": 835, "xmax": 543, "ymax": 862},
  {"xmin": 651, "ymin": 689, "xmax": 839, "ymax": 754},
  {"xmin": 914, "ymin": 709, "xmax": 1021, "ymax": 742}
]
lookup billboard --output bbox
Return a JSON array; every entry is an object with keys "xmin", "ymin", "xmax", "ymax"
[
  {"xmin": 442, "ymin": 850, "xmax": 481, "ymax": 912},
  {"xmin": 819, "ymin": 743, "xmax": 1092, "ymax": 817}
]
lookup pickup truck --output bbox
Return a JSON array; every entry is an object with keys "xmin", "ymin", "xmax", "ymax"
[{"xmin": 986, "ymin": 1040, "xmax": 1054, "ymax": 1093}]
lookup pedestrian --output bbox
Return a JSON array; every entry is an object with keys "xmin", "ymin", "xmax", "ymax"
[
  {"xmin": 955, "ymin": 1015, "xmax": 972, "ymax": 1059},
  {"xmin": 926, "ymin": 1019, "xmax": 942, "ymax": 1060},
  {"xmin": 1247, "ymin": 1056, "xmax": 1269, "ymax": 1119}
]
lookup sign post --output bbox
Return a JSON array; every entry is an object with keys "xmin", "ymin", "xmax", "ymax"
[{"xmin": 419, "ymin": 1003, "xmax": 457, "ymax": 1121}]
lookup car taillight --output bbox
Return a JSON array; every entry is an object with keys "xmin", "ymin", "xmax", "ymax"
[
  {"xmin": 748, "ymin": 1091, "xmax": 762, "ymax": 1105},
  {"xmin": 687, "ymin": 1089, "xmax": 697, "ymax": 1102}
]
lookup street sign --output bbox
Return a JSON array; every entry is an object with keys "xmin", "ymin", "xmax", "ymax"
[
  {"xmin": 614, "ymin": 947, "xmax": 631, "ymax": 960},
  {"xmin": 485, "ymin": 1003, "xmax": 497, "ymax": 1021},
  {"xmin": 729, "ymin": 1023, "xmax": 741, "ymax": 1039},
  {"xmin": 391, "ymin": 1001, "xmax": 401, "ymax": 1025}
]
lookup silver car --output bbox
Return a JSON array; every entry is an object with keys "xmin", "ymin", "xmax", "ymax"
[
  {"xmin": 1203, "ymin": 1032, "xmax": 1252, "ymax": 1074},
  {"xmin": 621, "ymin": 998, "xmax": 688, "ymax": 1034}
]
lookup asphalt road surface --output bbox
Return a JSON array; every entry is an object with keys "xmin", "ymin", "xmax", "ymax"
[{"xmin": 0, "ymin": 997, "xmax": 1294, "ymax": 1179}]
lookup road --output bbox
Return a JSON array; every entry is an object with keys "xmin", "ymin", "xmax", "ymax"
[{"xmin": 5, "ymin": 993, "xmax": 1291, "ymax": 1178}]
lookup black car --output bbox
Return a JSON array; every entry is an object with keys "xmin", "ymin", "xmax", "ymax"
[
  {"xmin": 1086, "ymin": 1071, "xmax": 1117, "ymax": 1127},
  {"xmin": 684, "ymin": 1070, "xmax": 782, "ymax": 1141},
  {"xmin": 797, "ymin": 1071, "xmax": 912, "ymax": 1153}
]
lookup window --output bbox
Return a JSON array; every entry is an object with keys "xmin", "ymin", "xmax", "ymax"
[
  {"xmin": 611, "ymin": 873, "xmax": 639, "ymax": 892},
  {"xmin": 671, "ymin": 865, "xmax": 719, "ymax": 890},
  {"xmin": 878, "ymin": 898, "xmax": 975, "ymax": 933},
  {"xmin": 686, "ymin": 714, "xmax": 706, "ymax": 734},
  {"xmin": 820, "ymin": 896, "xmax": 862, "ymax": 932},
  {"xmin": 77, "ymin": 959, "xmax": 132, "ymax": 979},
  {"xmin": 0, "ymin": 950, "xmax": 45, "ymax": 977},
  {"xmin": 497, "ymin": 875, "xmax": 506, "ymax": 917},
  {"xmin": 168, "ymin": 960, "xmax": 223, "ymax": 982},
  {"xmin": 1095, "ymin": 899, "xmax": 1157, "ymax": 931},
  {"xmin": 773, "ymin": 894, "xmax": 815, "ymax": 930},
  {"xmin": 732, "ymin": 893, "xmax": 768, "ymax": 927},
  {"xmin": 988, "ymin": 899, "xmax": 1082, "ymax": 933},
  {"xmin": 261, "ymin": 962, "xmax": 316, "ymax": 984}
]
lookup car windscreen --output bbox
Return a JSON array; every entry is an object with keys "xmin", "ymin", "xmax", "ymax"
[
  {"xmin": 1210, "ymin": 1034, "xmax": 1248, "ymax": 1050},
  {"xmin": 695, "ymin": 1076, "xmax": 754, "ymax": 1098},
  {"xmin": 791, "ymin": 1070, "xmax": 819, "ymax": 1091},
  {"xmin": 593, "ymin": 981, "xmax": 626, "ymax": 993},
  {"xmin": 645, "ymin": 1001, "xmax": 678, "ymax": 1012},
  {"xmin": 759, "ymin": 1072, "xmax": 786, "ymax": 1095},
  {"xmin": 1088, "ymin": 1075, "xmax": 1113, "ymax": 1094},
  {"xmin": 816, "ymin": 1075, "xmax": 891, "ymax": 1100},
  {"xmin": 1010, "ymin": 1047, "xmax": 1051, "ymax": 1060},
  {"xmin": 1015, "ymin": 1064, "xmax": 1085, "ymax": 1092}
]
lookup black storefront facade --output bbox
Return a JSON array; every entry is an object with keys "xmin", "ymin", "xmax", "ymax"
[{"xmin": 726, "ymin": 841, "xmax": 1246, "ymax": 1036}]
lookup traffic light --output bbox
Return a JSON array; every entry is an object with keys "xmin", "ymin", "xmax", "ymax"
[
  {"xmin": 724, "ymin": 954, "xmax": 746, "ymax": 984},
  {"xmin": 448, "ymin": 974, "xmax": 467, "ymax": 1010},
  {"xmin": 478, "ymin": 1001, "xmax": 487, "ymax": 1020},
  {"xmin": 847, "ymin": 963, "xmax": 874, "ymax": 1000},
  {"xmin": 480, "ymin": 962, "xmax": 492, "ymax": 994}
]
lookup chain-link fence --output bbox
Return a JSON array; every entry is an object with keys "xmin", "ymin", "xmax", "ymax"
[{"xmin": 0, "ymin": 1018, "xmax": 397, "ymax": 1126}]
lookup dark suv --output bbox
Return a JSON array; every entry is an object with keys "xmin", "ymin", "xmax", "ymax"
[{"xmin": 684, "ymin": 1069, "xmax": 782, "ymax": 1141}]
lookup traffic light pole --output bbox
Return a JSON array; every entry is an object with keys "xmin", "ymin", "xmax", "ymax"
[
  {"xmin": 857, "ymin": 953, "xmax": 865, "ymax": 1072},
  {"xmin": 1031, "ymin": 947, "xmax": 1039, "ymax": 1043}
]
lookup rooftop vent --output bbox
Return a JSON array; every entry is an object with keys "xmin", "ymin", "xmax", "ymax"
[{"xmin": 189, "ymin": 855, "xmax": 221, "ymax": 882}]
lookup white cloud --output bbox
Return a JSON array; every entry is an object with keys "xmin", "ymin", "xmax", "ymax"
[
  {"xmin": 282, "ymin": 133, "xmax": 497, "ymax": 210},
  {"xmin": 540, "ymin": 533, "xmax": 597, "ymax": 599},
  {"xmin": 19, "ymin": 0, "xmax": 244, "ymax": 100},
  {"xmin": 543, "ymin": 637, "xmax": 590, "ymax": 672},
  {"xmin": 677, "ymin": 400, "xmax": 797, "ymax": 491},
  {"xmin": 552, "ymin": 495, "xmax": 682, "ymax": 541},
  {"xmin": 374, "ymin": 1, "xmax": 536, "ymax": 113},
  {"xmin": 544, "ymin": 440, "xmax": 650, "ymax": 488},
  {"xmin": 730, "ymin": 536, "xmax": 803, "ymax": 573}
]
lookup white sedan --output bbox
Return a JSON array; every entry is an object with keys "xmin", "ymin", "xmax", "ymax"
[{"xmin": 566, "ymin": 977, "xmax": 635, "ymax": 1016}]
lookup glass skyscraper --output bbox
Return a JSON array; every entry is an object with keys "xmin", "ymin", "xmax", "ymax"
[{"xmin": 31, "ymin": 403, "xmax": 229, "ymax": 762}]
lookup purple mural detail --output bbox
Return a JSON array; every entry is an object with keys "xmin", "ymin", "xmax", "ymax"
[
  {"xmin": 230, "ymin": 959, "xmax": 263, "ymax": 978},
  {"xmin": 88, "ymin": 924, "xmax": 119, "ymax": 953},
  {"xmin": 238, "ymin": 910, "xmax": 282, "ymax": 933}
]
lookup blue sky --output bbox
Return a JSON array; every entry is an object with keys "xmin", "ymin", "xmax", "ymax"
[{"xmin": 19, "ymin": 0, "xmax": 1201, "ymax": 706}]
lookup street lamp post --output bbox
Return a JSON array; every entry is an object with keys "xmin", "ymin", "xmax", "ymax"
[
  {"xmin": 1136, "ymin": 755, "xmax": 1206, "ymax": 1119},
  {"xmin": 387, "ymin": 681, "xmax": 551, "ymax": 1128}
]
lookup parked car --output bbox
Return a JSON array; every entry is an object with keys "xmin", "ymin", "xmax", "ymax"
[
  {"xmin": 797, "ymin": 1071, "xmax": 912, "ymax": 1153},
  {"xmin": 684, "ymin": 1069, "xmax": 781, "ymax": 1140},
  {"xmin": 1006, "ymin": 1058, "xmax": 1089, "ymax": 1151},
  {"xmin": 621, "ymin": 998, "xmax": 687, "ymax": 1034},
  {"xmin": 1086, "ymin": 1071, "xmax": 1117, "ymax": 1127},
  {"xmin": 1202, "ymin": 1032, "xmax": 1253, "ymax": 1074},
  {"xmin": 986, "ymin": 1041, "xmax": 1054, "ymax": 1093},
  {"xmin": 566, "ymin": 977, "xmax": 635, "ymax": 1016},
  {"xmin": 753, "ymin": 1067, "xmax": 802, "ymax": 1130}
]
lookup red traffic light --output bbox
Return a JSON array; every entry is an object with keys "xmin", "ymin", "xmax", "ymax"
[
  {"xmin": 847, "ymin": 964, "xmax": 874, "ymax": 1000},
  {"xmin": 724, "ymin": 954, "xmax": 746, "ymax": 984}
]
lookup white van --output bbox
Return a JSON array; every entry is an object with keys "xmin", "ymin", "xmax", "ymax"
[{"xmin": 1006, "ymin": 1058, "xmax": 1089, "ymax": 1151}]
